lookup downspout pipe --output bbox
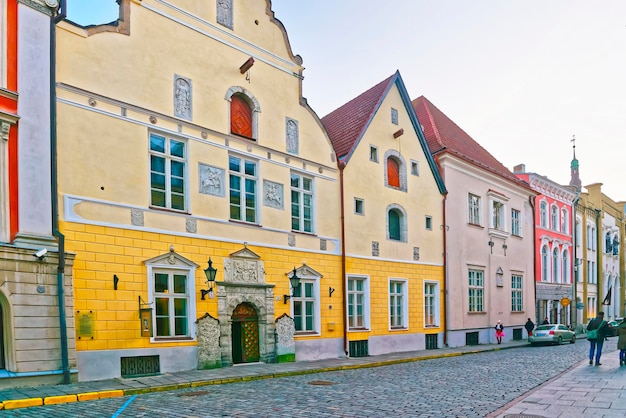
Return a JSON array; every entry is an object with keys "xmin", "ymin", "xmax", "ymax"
[
  {"xmin": 433, "ymin": 155, "xmax": 449, "ymax": 347},
  {"xmin": 338, "ymin": 161, "xmax": 348, "ymax": 356},
  {"xmin": 571, "ymin": 197, "xmax": 579, "ymax": 329},
  {"xmin": 529, "ymin": 196, "xmax": 537, "ymax": 324},
  {"xmin": 50, "ymin": 0, "xmax": 70, "ymax": 384}
]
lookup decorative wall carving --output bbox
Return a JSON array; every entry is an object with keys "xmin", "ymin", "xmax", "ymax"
[
  {"xmin": 196, "ymin": 313, "xmax": 221, "ymax": 369},
  {"xmin": 199, "ymin": 163, "xmax": 225, "ymax": 197},
  {"xmin": 174, "ymin": 75, "xmax": 192, "ymax": 120},
  {"xmin": 186, "ymin": 218, "xmax": 197, "ymax": 234},
  {"xmin": 372, "ymin": 241, "xmax": 379, "ymax": 257},
  {"xmin": 216, "ymin": 0, "xmax": 233, "ymax": 29},
  {"xmin": 275, "ymin": 314, "xmax": 296, "ymax": 362},
  {"xmin": 263, "ymin": 180, "xmax": 283, "ymax": 209},
  {"xmin": 286, "ymin": 118, "xmax": 299, "ymax": 155},
  {"xmin": 131, "ymin": 209, "xmax": 144, "ymax": 226}
]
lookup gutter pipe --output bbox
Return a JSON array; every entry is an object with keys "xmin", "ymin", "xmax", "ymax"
[
  {"xmin": 338, "ymin": 161, "xmax": 348, "ymax": 356},
  {"xmin": 50, "ymin": 0, "xmax": 70, "ymax": 384}
]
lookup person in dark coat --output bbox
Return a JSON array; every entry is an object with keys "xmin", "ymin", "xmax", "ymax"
[
  {"xmin": 542, "ymin": 317, "xmax": 549, "ymax": 325},
  {"xmin": 494, "ymin": 320, "xmax": 504, "ymax": 344},
  {"xmin": 525, "ymin": 318, "xmax": 535, "ymax": 338},
  {"xmin": 587, "ymin": 311, "xmax": 611, "ymax": 365}
]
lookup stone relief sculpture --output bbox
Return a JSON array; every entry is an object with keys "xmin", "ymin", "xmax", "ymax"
[
  {"xmin": 233, "ymin": 260, "xmax": 259, "ymax": 283},
  {"xmin": 174, "ymin": 75, "xmax": 192, "ymax": 120},
  {"xmin": 286, "ymin": 118, "xmax": 299, "ymax": 154},
  {"xmin": 217, "ymin": 0, "xmax": 233, "ymax": 29},
  {"xmin": 199, "ymin": 164, "xmax": 225, "ymax": 197},
  {"xmin": 263, "ymin": 180, "xmax": 283, "ymax": 209}
]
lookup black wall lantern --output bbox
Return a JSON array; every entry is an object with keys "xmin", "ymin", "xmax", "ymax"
[
  {"xmin": 283, "ymin": 267, "xmax": 301, "ymax": 304},
  {"xmin": 201, "ymin": 257, "xmax": 218, "ymax": 300}
]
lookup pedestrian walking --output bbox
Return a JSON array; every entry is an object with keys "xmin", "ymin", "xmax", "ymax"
[
  {"xmin": 495, "ymin": 320, "xmax": 505, "ymax": 344},
  {"xmin": 542, "ymin": 317, "xmax": 549, "ymax": 325},
  {"xmin": 617, "ymin": 317, "xmax": 626, "ymax": 366},
  {"xmin": 525, "ymin": 318, "xmax": 534, "ymax": 338},
  {"xmin": 586, "ymin": 311, "xmax": 610, "ymax": 365}
]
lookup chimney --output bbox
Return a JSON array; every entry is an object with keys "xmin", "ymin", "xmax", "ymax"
[{"xmin": 513, "ymin": 164, "xmax": 526, "ymax": 174}]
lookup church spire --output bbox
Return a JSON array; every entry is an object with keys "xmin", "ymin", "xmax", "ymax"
[{"xmin": 569, "ymin": 135, "xmax": 581, "ymax": 191}]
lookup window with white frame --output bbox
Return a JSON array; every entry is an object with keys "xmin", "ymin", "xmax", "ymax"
[
  {"xmin": 153, "ymin": 270, "xmax": 191, "ymax": 338},
  {"xmin": 468, "ymin": 193, "xmax": 481, "ymax": 225},
  {"xmin": 575, "ymin": 258, "xmax": 582, "ymax": 283},
  {"xmin": 587, "ymin": 225, "xmax": 592, "ymax": 249},
  {"xmin": 511, "ymin": 209, "xmax": 521, "ymax": 236},
  {"xmin": 552, "ymin": 247, "xmax": 560, "ymax": 283},
  {"xmin": 468, "ymin": 269, "xmax": 484, "ymax": 312},
  {"xmin": 424, "ymin": 281, "xmax": 439, "ymax": 326},
  {"xmin": 492, "ymin": 201, "xmax": 504, "ymax": 230},
  {"xmin": 551, "ymin": 205, "xmax": 558, "ymax": 230},
  {"xmin": 540, "ymin": 201, "xmax": 548, "ymax": 228},
  {"xmin": 511, "ymin": 275, "xmax": 523, "ymax": 312},
  {"xmin": 291, "ymin": 172, "xmax": 314, "ymax": 233},
  {"xmin": 347, "ymin": 276, "xmax": 369, "ymax": 330},
  {"xmin": 561, "ymin": 208, "xmax": 568, "ymax": 233},
  {"xmin": 562, "ymin": 250, "xmax": 569, "ymax": 283},
  {"xmin": 389, "ymin": 280, "xmax": 407, "ymax": 329},
  {"xmin": 229, "ymin": 155, "xmax": 258, "ymax": 223},
  {"xmin": 292, "ymin": 276, "xmax": 320, "ymax": 334},
  {"xmin": 587, "ymin": 297, "xmax": 596, "ymax": 319},
  {"xmin": 354, "ymin": 198, "xmax": 364, "ymax": 215},
  {"xmin": 150, "ymin": 133, "xmax": 186, "ymax": 211},
  {"xmin": 541, "ymin": 245, "xmax": 549, "ymax": 281},
  {"xmin": 576, "ymin": 220, "xmax": 581, "ymax": 244}
]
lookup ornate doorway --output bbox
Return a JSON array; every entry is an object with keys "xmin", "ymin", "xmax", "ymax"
[{"xmin": 231, "ymin": 303, "xmax": 259, "ymax": 364}]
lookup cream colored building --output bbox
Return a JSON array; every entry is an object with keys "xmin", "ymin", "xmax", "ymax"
[
  {"xmin": 56, "ymin": 0, "xmax": 342, "ymax": 381},
  {"xmin": 322, "ymin": 72, "xmax": 446, "ymax": 354}
]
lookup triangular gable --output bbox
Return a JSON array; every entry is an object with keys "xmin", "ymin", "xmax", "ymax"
[
  {"xmin": 143, "ymin": 248, "xmax": 199, "ymax": 268},
  {"xmin": 322, "ymin": 71, "xmax": 446, "ymax": 194},
  {"xmin": 229, "ymin": 245, "xmax": 261, "ymax": 260},
  {"xmin": 412, "ymin": 96, "xmax": 529, "ymax": 189},
  {"xmin": 289, "ymin": 264, "xmax": 323, "ymax": 278}
]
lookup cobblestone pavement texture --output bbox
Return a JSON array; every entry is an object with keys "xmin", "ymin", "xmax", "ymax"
[{"xmin": 0, "ymin": 337, "xmax": 619, "ymax": 417}]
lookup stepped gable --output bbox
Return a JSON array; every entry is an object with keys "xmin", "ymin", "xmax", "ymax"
[
  {"xmin": 412, "ymin": 95, "xmax": 524, "ymax": 185},
  {"xmin": 321, "ymin": 73, "xmax": 397, "ymax": 162}
]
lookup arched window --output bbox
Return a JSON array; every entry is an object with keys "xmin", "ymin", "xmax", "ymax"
[
  {"xmin": 388, "ymin": 209, "xmax": 401, "ymax": 240},
  {"xmin": 541, "ymin": 246, "xmax": 549, "ymax": 281},
  {"xmin": 562, "ymin": 250, "xmax": 569, "ymax": 283},
  {"xmin": 540, "ymin": 202, "xmax": 547, "ymax": 228},
  {"xmin": 551, "ymin": 205, "xmax": 558, "ymax": 230},
  {"xmin": 552, "ymin": 247, "xmax": 559, "ymax": 283},
  {"xmin": 561, "ymin": 208, "xmax": 568, "ymax": 233},
  {"xmin": 387, "ymin": 157, "xmax": 400, "ymax": 188},
  {"xmin": 230, "ymin": 94, "xmax": 253, "ymax": 138},
  {"xmin": 386, "ymin": 204, "xmax": 407, "ymax": 242}
]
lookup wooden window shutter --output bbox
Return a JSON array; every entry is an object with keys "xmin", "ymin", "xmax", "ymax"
[
  {"xmin": 387, "ymin": 158, "xmax": 400, "ymax": 187},
  {"xmin": 230, "ymin": 95, "xmax": 253, "ymax": 138},
  {"xmin": 388, "ymin": 210, "xmax": 401, "ymax": 240}
]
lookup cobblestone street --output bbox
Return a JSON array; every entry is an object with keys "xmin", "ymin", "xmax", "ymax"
[{"xmin": 2, "ymin": 339, "xmax": 615, "ymax": 417}]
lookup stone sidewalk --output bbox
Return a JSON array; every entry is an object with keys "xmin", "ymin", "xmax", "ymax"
[{"xmin": 491, "ymin": 342, "xmax": 626, "ymax": 418}]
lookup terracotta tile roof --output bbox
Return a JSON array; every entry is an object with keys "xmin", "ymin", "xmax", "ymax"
[
  {"xmin": 412, "ymin": 95, "xmax": 526, "ymax": 186},
  {"xmin": 321, "ymin": 73, "xmax": 397, "ymax": 162}
]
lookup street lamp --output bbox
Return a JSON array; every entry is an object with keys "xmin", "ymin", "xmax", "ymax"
[
  {"xmin": 201, "ymin": 257, "xmax": 218, "ymax": 300},
  {"xmin": 283, "ymin": 267, "xmax": 300, "ymax": 304}
]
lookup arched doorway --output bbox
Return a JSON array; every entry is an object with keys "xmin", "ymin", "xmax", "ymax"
[{"xmin": 231, "ymin": 303, "xmax": 259, "ymax": 364}]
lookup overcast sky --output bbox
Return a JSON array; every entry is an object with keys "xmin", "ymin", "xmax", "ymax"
[{"xmin": 66, "ymin": 1, "xmax": 626, "ymax": 201}]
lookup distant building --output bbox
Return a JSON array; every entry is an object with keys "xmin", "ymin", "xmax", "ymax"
[{"xmin": 513, "ymin": 164, "xmax": 577, "ymax": 327}]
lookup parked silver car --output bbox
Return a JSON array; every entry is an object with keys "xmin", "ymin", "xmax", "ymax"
[{"xmin": 529, "ymin": 324, "xmax": 576, "ymax": 346}]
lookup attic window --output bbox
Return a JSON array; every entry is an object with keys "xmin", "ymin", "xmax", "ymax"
[
  {"xmin": 391, "ymin": 108, "xmax": 398, "ymax": 125},
  {"xmin": 370, "ymin": 145, "xmax": 378, "ymax": 163}
]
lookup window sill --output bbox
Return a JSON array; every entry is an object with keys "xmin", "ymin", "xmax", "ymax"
[
  {"xmin": 468, "ymin": 311, "xmax": 487, "ymax": 315},
  {"xmin": 295, "ymin": 331, "xmax": 320, "ymax": 337},
  {"xmin": 348, "ymin": 328, "xmax": 370, "ymax": 332},
  {"xmin": 291, "ymin": 230, "xmax": 317, "ymax": 237},
  {"xmin": 467, "ymin": 223, "xmax": 484, "ymax": 229},
  {"xmin": 149, "ymin": 206, "xmax": 190, "ymax": 215},
  {"xmin": 153, "ymin": 336, "xmax": 194, "ymax": 342},
  {"xmin": 389, "ymin": 327, "xmax": 408, "ymax": 331},
  {"xmin": 229, "ymin": 219, "xmax": 261, "ymax": 227}
]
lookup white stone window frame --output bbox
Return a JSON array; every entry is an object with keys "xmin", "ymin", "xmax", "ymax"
[
  {"xmin": 425, "ymin": 215, "xmax": 432, "ymax": 231},
  {"xmin": 561, "ymin": 247, "xmax": 570, "ymax": 284},
  {"xmin": 228, "ymin": 153, "xmax": 260, "ymax": 224},
  {"xmin": 561, "ymin": 208, "xmax": 569, "ymax": 234},
  {"xmin": 346, "ymin": 275, "xmax": 370, "ymax": 331},
  {"xmin": 225, "ymin": 86, "xmax": 261, "ymax": 140},
  {"xmin": 0, "ymin": 117, "xmax": 16, "ymax": 243},
  {"xmin": 487, "ymin": 191, "xmax": 509, "ymax": 238},
  {"xmin": 511, "ymin": 208, "xmax": 521, "ymax": 237},
  {"xmin": 410, "ymin": 160, "xmax": 419, "ymax": 176},
  {"xmin": 290, "ymin": 170, "xmax": 315, "ymax": 234},
  {"xmin": 386, "ymin": 203, "xmax": 408, "ymax": 242},
  {"xmin": 383, "ymin": 149, "xmax": 407, "ymax": 192},
  {"xmin": 290, "ymin": 272, "xmax": 321, "ymax": 336},
  {"xmin": 511, "ymin": 274, "xmax": 523, "ymax": 312},
  {"xmin": 145, "ymin": 256, "xmax": 198, "ymax": 343},
  {"xmin": 149, "ymin": 131, "xmax": 189, "ymax": 212},
  {"xmin": 424, "ymin": 280, "xmax": 440, "ymax": 327},
  {"xmin": 369, "ymin": 145, "xmax": 379, "ymax": 163},
  {"xmin": 388, "ymin": 278, "xmax": 408, "ymax": 330},
  {"xmin": 468, "ymin": 193, "xmax": 481, "ymax": 226},
  {"xmin": 354, "ymin": 197, "xmax": 364, "ymax": 215},
  {"xmin": 540, "ymin": 243, "xmax": 550, "ymax": 282},
  {"xmin": 550, "ymin": 204, "xmax": 559, "ymax": 231},
  {"xmin": 539, "ymin": 200, "xmax": 548, "ymax": 228},
  {"xmin": 468, "ymin": 268, "xmax": 484, "ymax": 313},
  {"xmin": 552, "ymin": 244, "xmax": 561, "ymax": 284}
]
